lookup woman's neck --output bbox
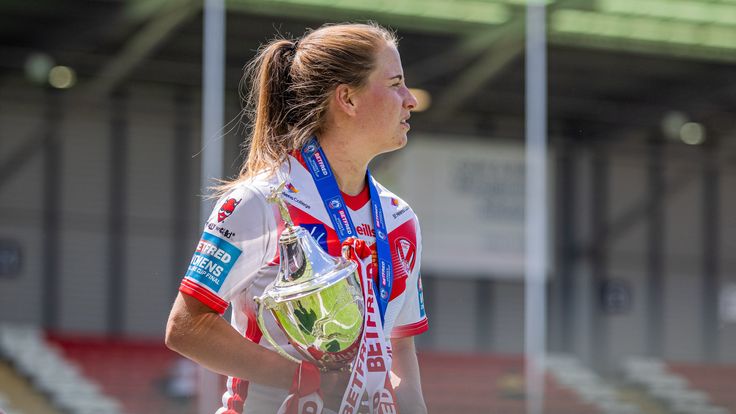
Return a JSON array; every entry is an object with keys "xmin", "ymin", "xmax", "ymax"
[{"xmin": 318, "ymin": 133, "xmax": 371, "ymax": 196}]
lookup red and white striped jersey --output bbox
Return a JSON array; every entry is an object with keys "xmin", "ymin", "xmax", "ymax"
[{"xmin": 178, "ymin": 154, "xmax": 427, "ymax": 414}]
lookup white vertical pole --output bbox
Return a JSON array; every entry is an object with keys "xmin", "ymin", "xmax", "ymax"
[
  {"xmin": 525, "ymin": 2, "xmax": 548, "ymax": 414},
  {"xmin": 200, "ymin": 0, "xmax": 225, "ymax": 412}
]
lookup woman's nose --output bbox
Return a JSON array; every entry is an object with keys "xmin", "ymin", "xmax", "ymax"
[{"xmin": 405, "ymin": 88, "xmax": 418, "ymax": 109}]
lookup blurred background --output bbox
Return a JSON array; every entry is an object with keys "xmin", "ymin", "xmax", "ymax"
[{"xmin": 1, "ymin": 0, "xmax": 735, "ymax": 413}]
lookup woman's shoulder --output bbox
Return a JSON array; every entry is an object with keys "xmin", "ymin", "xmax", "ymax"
[
  {"xmin": 370, "ymin": 178, "xmax": 418, "ymax": 223},
  {"xmin": 209, "ymin": 174, "xmax": 281, "ymax": 222},
  {"xmin": 203, "ymin": 175, "xmax": 283, "ymax": 241},
  {"xmin": 218, "ymin": 172, "xmax": 281, "ymax": 201}
]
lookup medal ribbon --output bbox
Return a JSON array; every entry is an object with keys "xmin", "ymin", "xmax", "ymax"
[
  {"xmin": 339, "ymin": 240, "xmax": 397, "ymax": 414},
  {"xmin": 300, "ymin": 137, "xmax": 393, "ymax": 324}
]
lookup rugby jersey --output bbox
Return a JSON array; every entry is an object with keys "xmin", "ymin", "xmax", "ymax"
[{"xmin": 179, "ymin": 154, "xmax": 427, "ymax": 413}]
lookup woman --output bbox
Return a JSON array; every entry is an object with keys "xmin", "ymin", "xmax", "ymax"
[{"xmin": 166, "ymin": 22, "xmax": 428, "ymax": 414}]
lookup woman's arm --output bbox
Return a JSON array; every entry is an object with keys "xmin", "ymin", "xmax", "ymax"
[
  {"xmin": 165, "ymin": 292, "xmax": 298, "ymax": 389},
  {"xmin": 166, "ymin": 293, "xmax": 350, "ymax": 409},
  {"xmin": 390, "ymin": 336, "xmax": 428, "ymax": 414}
]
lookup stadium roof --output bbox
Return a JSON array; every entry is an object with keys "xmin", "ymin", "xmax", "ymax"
[{"xmin": 1, "ymin": 0, "xmax": 735, "ymax": 142}]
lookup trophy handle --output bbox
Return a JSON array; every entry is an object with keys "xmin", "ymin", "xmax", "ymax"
[{"xmin": 254, "ymin": 296, "xmax": 302, "ymax": 365}]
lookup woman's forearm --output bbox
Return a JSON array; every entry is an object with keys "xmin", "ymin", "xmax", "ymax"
[{"xmin": 165, "ymin": 293, "xmax": 298, "ymax": 389}]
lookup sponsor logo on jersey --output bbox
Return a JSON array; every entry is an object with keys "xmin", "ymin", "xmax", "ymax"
[
  {"xmin": 391, "ymin": 198, "xmax": 400, "ymax": 207},
  {"xmin": 217, "ymin": 198, "xmax": 241, "ymax": 222},
  {"xmin": 185, "ymin": 232, "xmax": 242, "ymax": 293},
  {"xmin": 282, "ymin": 191, "xmax": 311, "ymax": 210},
  {"xmin": 395, "ymin": 237, "xmax": 417, "ymax": 274},
  {"xmin": 355, "ymin": 223, "xmax": 375, "ymax": 238},
  {"xmin": 301, "ymin": 223, "xmax": 328, "ymax": 251},
  {"xmin": 417, "ymin": 275, "xmax": 425, "ymax": 318},
  {"xmin": 206, "ymin": 221, "xmax": 236, "ymax": 239},
  {"xmin": 286, "ymin": 182, "xmax": 299, "ymax": 193},
  {"xmin": 391, "ymin": 206, "xmax": 409, "ymax": 220}
]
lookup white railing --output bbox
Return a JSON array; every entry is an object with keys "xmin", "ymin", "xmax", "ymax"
[
  {"xmin": 546, "ymin": 354, "xmax": 639, "ymax": 414},
  {"xmin": 623, "ymin": 356, "xmax": 730, "ymax": 414},
  {"xmin": 0, "ymin": 323, "xmax": 124, "ymax": 414}
]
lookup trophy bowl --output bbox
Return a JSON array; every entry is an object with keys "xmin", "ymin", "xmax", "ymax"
[{"xmin": 255, "ymin": 224, "xmax": 364, "ymax": 371}]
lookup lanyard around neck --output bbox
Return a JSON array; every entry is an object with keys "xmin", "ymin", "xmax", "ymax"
[{"xmin": 300, "ymin": 137, "xmax": 393, "ymax": 323}]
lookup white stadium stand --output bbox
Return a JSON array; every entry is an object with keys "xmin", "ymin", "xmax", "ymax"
[{"xmin": 0, "ymin": 324, "xmax": 124, "ymax": 414}]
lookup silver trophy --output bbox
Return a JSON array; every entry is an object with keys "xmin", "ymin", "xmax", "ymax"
[{"xmin": 254, "ymin": 183, "xmax": 364, "ymax": 371}]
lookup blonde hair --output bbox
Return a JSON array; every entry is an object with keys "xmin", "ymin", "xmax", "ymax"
[{"xmin": 224, "ymin": 23, "xmax": 397, "ymax": 190}]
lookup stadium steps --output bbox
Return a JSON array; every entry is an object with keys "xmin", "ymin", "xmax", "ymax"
[
  {"xmin": 624, "ymin": 357, "xmax": 731, "ymax": 414},
  {"xmin": 668, "ymin": 362, "xmax": 736, "ymax": 414},
  {"xmin": 545, "ymin": 354, "xmax": 640, "ymax": 414},
  {"xmin": 0, "ymin": 323, "xmax": 124, "ymax": 414},
  {"xmin": 48, "ymin": 334, "xmax": 190, "ymax": 414},
  {"xmin": 0, "ymin": 359, "xmax": 63, "ymax": 414},
  {"xmin": 417, "ymin": 352, "xmax": 604, "ymax": 414},
  {"xmin": 614, "ymin": 384, "xmax": 671, "ymax": 414}
]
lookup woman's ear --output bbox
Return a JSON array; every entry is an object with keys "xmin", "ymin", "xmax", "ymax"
[{"xmin": 334, "ymin": 84, "xmax": 358, "ymax": 117}]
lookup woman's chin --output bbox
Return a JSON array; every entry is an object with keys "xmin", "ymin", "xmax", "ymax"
[
  {"xmin": 395, "ymin": 133, "xmax": 409, "ymax": 149},
  {"xmin": 373, "ymin": 134, "xmax": 409, "ymax": 157}
]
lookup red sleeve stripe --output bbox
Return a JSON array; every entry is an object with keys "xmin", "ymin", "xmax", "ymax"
[
  {"xmin": 246, "ymin": 313, "xmax": 264, "ymax": 344},
  {"xmin": 179, "ymin": 278, "xmax": 228, "ymax": 315},
  {"xmin": 391, "ymin": 318, "xmax": 429, "ymax": 338}
]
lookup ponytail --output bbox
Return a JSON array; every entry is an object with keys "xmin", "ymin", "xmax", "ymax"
[
  {"xmin": 222, "ymin": 23, "xmax": 397, "ymax": 190},
  {"xmin": 242, "ymin": 39, "xmax": 298, "ymax": 178}
]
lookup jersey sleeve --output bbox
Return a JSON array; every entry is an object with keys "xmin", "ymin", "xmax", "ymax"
[
  {"xmin": 178, "ymin": 184, "xmax": 275, "ymax": 314},
  {"xmin": 391, "ymin": 217, "xmax": 428, "ymax": 338}
]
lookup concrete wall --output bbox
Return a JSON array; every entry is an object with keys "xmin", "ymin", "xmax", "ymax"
[{"xmin": 1, "ymin": 82, "xmax": 735, "ymax": 367}]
